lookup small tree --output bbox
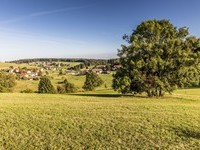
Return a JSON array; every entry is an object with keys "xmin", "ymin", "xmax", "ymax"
[
  {"xmin": 83, "ymin": 71, "xmax": 103, "ymax": 91},
  {"xmin": 38, "ymin": 76, "xmax": 56, "ymax": 94},
  {"xmin": 0, "ymin": 72, "xmax": 16, "ymax": 92}
]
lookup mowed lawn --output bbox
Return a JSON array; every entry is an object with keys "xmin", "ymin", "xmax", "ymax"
[{"xmin": 0, "ymin": 90, "xmax": 200, "ymax": 149}]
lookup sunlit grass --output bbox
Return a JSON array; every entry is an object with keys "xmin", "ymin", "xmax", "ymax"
[
  {"xmin": 0, "ymin": 62, "xmax": 37, "ymax": 69},
  {"xmin": 13, "ymin": 72, "xmax": 115, "ymax": 93},
  {"xmin": 0, "ymin": 90, "xmax": 199, "ymax": 149},
  {"xmin": 2, "ymin": 62, "xmax": 200, "ymax": 148}
]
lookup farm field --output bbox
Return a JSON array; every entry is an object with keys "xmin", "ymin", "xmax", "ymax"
[{"xmin": 0, "ymin": 89, "xmax": 199, "ymax": 149}]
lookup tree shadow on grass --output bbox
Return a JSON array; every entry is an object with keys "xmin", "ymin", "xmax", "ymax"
[
  {"xmin": 69, "ymin": 93, "xmax": 122, "ymax": 98},
  {"xmin": 69, "ymin": 93, "xmax": 149, "ymax": 98},
  {"xmin": 69, "ymin": 93, "xmax": 198, "ymax": 99},
  {"xmin": 172, "ymin": 127, "xmax": 200, "ymax": 139}
]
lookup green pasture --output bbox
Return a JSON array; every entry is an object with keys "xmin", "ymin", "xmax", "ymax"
[
  {"xmin": 0, "ymin": 89, "xmax": 199, "ymax": 149},
  {"xmin": 14, "ymin": 73, "xmax": 114, "ymax": 93},
  {"xmin": 1, "ymin": 62, "xmax": 200, "ymax": 149}
]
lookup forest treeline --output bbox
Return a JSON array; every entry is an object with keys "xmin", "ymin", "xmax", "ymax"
[{"xmin": 7, "ymin": 58, "xmax": 120, "ymax": 66}]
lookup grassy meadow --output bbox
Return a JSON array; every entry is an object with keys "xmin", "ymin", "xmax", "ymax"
[
  {"xmin": 0, "ymin": 61, "xmax": 114, "ymax": 93},
  {"xmin": 0, "ymin": 90, "xmax": 200, "ymax": 149},
  {"xmin": 14, "ymin": 73, "xmax": 114, "ymax": 93},
  {"xmin": 0, "ymin": 62, "xmax": 37, "ymax": 69},
  {"xmin": 0, "ymin": 62, "xmax": 200, "ymax": 149}
]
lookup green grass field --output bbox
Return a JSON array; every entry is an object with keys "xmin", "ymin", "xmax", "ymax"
[
  {"xmin": 0, "ymin": 62, "xmax": 37, "ymax": 69},
  {"xmin": 13, "ymin": 73, "xmax": 114, "ymax": 93},
  {"xmin": 0, "ymin": 62, "xmax": 80, "ymax": 69},
  {"xmin": 0, "ymin": 89, "xmax": 199, "ymax": 149},
  {"xmin": 1, "ymin": 62, "xmax": 200, "ymax": 149}
]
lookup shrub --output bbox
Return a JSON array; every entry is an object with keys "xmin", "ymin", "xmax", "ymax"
[
  {"xmin": 104, "ymin": 84, "xmax": 108, "ymax": 88},
  {"xmin": 33, "ymin": 77, "xmax": 40, "ymax": 81},
  {"xmin": 59, "ymin": 69, "xmax": 63, "ymax": 75},
  {"xmin": 57, "ymin": 85, "xmax": 66, "ymax": 94},
  {"xmin": 63, "ymin": 79, "xmax": 77, "ymax": 93},
  {"xmin": 57, "ymin": 79, "xmax": 77, "ymax": 94},
  {"xmin": 0, "ymin": 72, "xmax": 16, "ymax": 92},
  {"xmin": 16, "ymin": 74, "xmax": 21, "ymax": 80},
  {"xmin": 21, "ymin": 88, "xmax": 34, "ymax": 93}
]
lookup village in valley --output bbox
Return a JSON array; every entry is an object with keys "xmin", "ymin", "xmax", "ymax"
[{"xmin": 0, "ymin": 59, "xmax": 122, "ymax": 80}]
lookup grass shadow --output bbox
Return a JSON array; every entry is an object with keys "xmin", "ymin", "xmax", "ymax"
[
  {"xmin": 69, "ymin": 93, "xmax": 150, "ymax": 98},
  {"xmin": 172, "ymin": 127, "xmax": 200, "ymax": 139},
  {"xmin": 183, "ymin": 87, "xmax": 200, "ymax": 89},
  {"xmin": 69, "ymin": 93, "xmax": 122, "ymax": 98}
]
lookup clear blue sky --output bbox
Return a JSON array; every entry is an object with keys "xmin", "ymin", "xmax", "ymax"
[{"xmin": 0, "ymin": 0, "xmax": 200, "ymax": 61}]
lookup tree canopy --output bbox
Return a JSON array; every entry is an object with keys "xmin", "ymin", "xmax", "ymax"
[
  {"xmin": 0, "ymin": 72, "xmax": 16, "ymax": 92},
  {"xmin": 113, "ymin": 19, "xmax": 200, "ymax": 97},
  {"xmin": 83, "ymin": 71, "xmax": 103, "ymax": 91},
  {"xmin": 57, "ymin": 79, "xmax": 77, "ymax": 93},
  {"xmin": 38, "ymin": 76, "xmax": 56, "ymax": 94}
]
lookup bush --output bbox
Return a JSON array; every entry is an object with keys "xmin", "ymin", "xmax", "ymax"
[
  {"xmin": 16, "ymin": 74, "xmax": 21, "ymax": 80},
  {"xmin": 57, "ymin": 85, "xmax": 66, "ymax": 94},
  {"xmin": 57, "ymin": 79, "xmax": 77, "ymax": 94},
  {"xmin": 21, "ymin": 88, "xmax": 34, "ymax": 93},
  {"xmin": 63, "ymin": 79, "xmax": 77, "ymax": 93},
  {"xmin": 0, "ymin": 72, "xmax": 16, "ymax": 92},
  {"xmin": 38, "ymin": 76, "xmax": 56, "ymax": 94},
  {"xmin": 21, "ymin": 77, "xmax": 28, "ymax": 80},
  {"xmin": 59, "ymin": 69, "xmax": 63, "ymax": 75},
  {"xmin": 104, "ymin": 84, "xmax": 108, "ymax": 88},
  {"xmin": 33, "ymin": 77, "xmax": 40, "ymax": 81}
]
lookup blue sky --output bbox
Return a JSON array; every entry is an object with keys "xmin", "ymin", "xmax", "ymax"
[{"xmin": 0, "ymin": 0, "xmax": 200, "ymax": 61}]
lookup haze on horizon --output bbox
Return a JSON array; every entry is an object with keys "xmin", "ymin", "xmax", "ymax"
[{"xmin": 0, "ymin": 0, "xmax": 200, "ymax": 61}]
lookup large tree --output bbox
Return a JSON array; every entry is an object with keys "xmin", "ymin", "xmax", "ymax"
[{"xmin": 113, "ymin": 19, "xmax": 200, "ymax": 97}]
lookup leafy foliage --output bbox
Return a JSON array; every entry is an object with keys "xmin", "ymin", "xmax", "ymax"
[
  {"xmin": 63, "ymin": 79, "xmax": 77, "ymax": 93},
  {"xmin": 0, "ymin": 72, "xmax": 16, "ymax": 92},
  {"xmin": 8, "ymin": 58, "xmax": 112, "ymax": 66},
  {"xmin": 57, "ymin": 85, "xmax": 66, "ymax": 94},
  {"xmin": 20, "ymin": 88, "xmax": 34, "ymax": 93},
  {"xmin": 57, "ymin": 79, "xmax": 77, "ymax": 93},
  {"xmin": 83, "ymin": 71, "xmax": 103, "ymax": 91},
  {"xmin": 113, "ymin": 19, "xmax": 200, "ymax": 97},
  {"xmin": 38, "ymin": 76, "xmax": 56, "ymax": 94},
  {"xmin": 58, "ymin": 69, "xmax": 63, "ymax": 75}
]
